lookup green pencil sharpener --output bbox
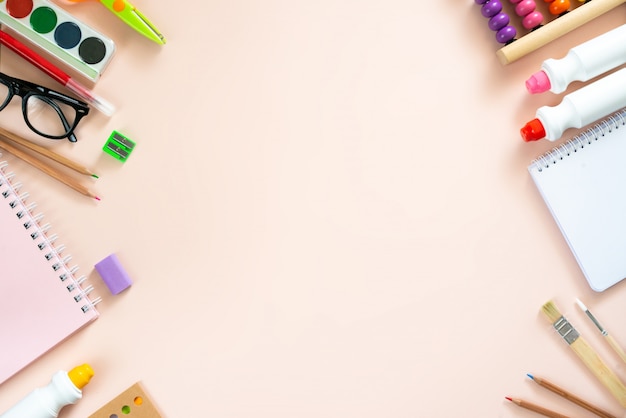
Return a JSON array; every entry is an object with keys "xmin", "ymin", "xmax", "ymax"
[{"xmin": 103, "ymin": 130, "xmax": 136, "ymax": 162}]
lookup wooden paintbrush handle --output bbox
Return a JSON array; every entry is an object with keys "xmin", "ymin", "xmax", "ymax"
[
  {"xmin": 606, "ymin": 335, "xmax": 626, "ymax": 365},
  {"xmin": 571, "ymin": 337, "xmax": 626, "ymax": 407}
]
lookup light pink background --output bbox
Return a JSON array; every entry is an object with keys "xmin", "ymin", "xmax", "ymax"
[{"xmin": 0, "ymin": 1, "xmax": 625, "ymax": 417}]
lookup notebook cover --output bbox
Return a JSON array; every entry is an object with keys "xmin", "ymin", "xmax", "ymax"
[
  {"xmin": 528, "ymin": 110, "xmax": 626, "ymax": 292},
  {"xmin": 0, "ymin": 164, "xmax": 99, "ymax": 384}
]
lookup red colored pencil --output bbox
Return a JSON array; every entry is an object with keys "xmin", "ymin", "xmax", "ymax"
[{"xmin": 505, "ymin": 397, "xmax": 570, "ymax": 418}]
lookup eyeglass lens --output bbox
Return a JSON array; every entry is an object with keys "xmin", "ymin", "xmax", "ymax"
[{"xmin": 0, "ymin": 80, "xmax": 79, "ymax": 139}]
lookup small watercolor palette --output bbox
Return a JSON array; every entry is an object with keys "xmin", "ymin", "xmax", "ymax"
[
  {"xmin": 88, "ymin": 382, "xmax": 163, "ymax": 418},
  {"xmin": 0, "ymin": 0, "xmax": 115, "ymax": 81}
]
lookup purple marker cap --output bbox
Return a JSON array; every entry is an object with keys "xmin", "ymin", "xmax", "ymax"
[
  {"xmin": 95, "ymin": 253, "xmax": 133, "ymax": 295},
  {"xmin": 526, "ymin": 70, "xmax": 551, "ymax": 94}
]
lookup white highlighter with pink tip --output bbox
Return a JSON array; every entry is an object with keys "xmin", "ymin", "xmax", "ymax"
[{"xmin": 526, "ymin": 24, "xmax": 626, "ymax": 95}]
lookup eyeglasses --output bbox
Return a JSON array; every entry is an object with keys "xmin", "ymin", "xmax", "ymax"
[{"xmin": 0, "ymin": 72, "xmax": 89, "ymax": 142}]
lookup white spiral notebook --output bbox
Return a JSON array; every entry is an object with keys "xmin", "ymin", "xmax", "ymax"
[
  {"xmin": 528, "ymin": 109, "xmax": 626, "ymax": 292},
  {"xmin": 0, "ymin": 156, "xmax": 99, "ymax": 385}
]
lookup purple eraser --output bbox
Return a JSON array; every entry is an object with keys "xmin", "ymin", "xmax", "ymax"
[{"xmin": 95, "ymin": 253, "xmax": 133, "ymax": 295}]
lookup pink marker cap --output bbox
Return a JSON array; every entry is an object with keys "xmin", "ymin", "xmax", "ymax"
[{"xmin": 525, "ymin": 70, "xmax": 551, "ymax": 94}]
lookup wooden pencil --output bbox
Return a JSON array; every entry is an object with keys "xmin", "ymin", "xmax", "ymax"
[
  {"xmin": 0, "ymin": 138, "xmax": 99, "ymax": 200},
  {"xmin": 496, "ymin": 0, "xmax": 626, "ymax": 64},
  {"xmin": 0, "ymin": 126, "xmax": 98, "ymax": 178},
  {"xmin": 541, "ymin": 300, "xmax": 626, "ymax": 408},
  {"xmin": 505, "ymin": 397, "xmax": 570, "ymax": 418},
  {"xmin": 527, "ymin": 374, "xmax": 617, "ymax": 418}
]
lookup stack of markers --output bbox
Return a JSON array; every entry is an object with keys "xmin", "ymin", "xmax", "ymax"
[{"xmin": 520, "ymin": 24, "xmax": 626, "ymax": 142}]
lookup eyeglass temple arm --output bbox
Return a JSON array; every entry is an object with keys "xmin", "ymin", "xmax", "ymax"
[{"xmin": 38, "ymin": 96, "xmax": 78, "ymax": 142}]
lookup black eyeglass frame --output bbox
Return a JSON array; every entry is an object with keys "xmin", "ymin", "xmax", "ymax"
[{"xmin": 0, "ymin": 72, "xmax": 89, "ymax": 142}]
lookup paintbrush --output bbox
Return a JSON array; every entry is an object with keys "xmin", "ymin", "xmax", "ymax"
[
  {"xmin": 576, "ymin": 299, "xmax": 626, "ymax": 365},
  {"xmin": 541, "ymin": 300, "xmax": 626, "ymax": 408}
]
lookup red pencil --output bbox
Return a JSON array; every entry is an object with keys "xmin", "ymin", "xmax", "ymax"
[
  {"xmin": 505, "ymin": 397, "xmax": 570, "ymax": 418},
  {"xmin": 0, "ymin": 29, "xmax": 115, "ymax": 116}
]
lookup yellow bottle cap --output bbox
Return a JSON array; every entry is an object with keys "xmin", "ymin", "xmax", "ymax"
[{"xmin": 68, "ymin": 364, "xmax": 94, "ymax": 390}]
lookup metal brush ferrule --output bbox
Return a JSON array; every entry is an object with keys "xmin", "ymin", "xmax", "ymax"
[{"xmin": 553, "ymin": 316, "xmax": 580, "ymax": 345}]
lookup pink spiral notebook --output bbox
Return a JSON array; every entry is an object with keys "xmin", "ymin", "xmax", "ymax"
[{"xmin": 0, "ymin": 157, "xmax": 99, "ymax": 385}]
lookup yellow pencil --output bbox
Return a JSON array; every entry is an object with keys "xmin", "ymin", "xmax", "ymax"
[{"xmin": 541, "ymin": 300, "xmax": 626, "ymax": 407}]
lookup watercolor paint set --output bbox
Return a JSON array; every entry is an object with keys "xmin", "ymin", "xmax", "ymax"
[
  {"xmin": 0, "ymin": 0, "xmax": 116, "ymax": 81},
  {"xmin": 88, "ymin": 382, "xmax": 163, "ymax": 418}
]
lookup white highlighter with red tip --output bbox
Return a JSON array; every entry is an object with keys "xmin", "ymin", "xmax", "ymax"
[{"xmin": 521, "ymin": 67, "xmax": 626, "ymax": 142}]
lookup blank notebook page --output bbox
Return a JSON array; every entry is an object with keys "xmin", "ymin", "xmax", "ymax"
[
  {"xmin": 528, "ymin": 110, "xmax": 626, "ymax": 292},
  {"xmin": 0, "ymin": 161, "xmax": 98, "ymax": 384}
]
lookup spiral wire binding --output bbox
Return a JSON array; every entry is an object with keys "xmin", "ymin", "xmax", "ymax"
[
  {"xmin": 0, "ymin": 154, "xmax": 101, "ymax": 312},
  {"xmin": 530, "ymin": 108, "xmax": 626, "ymax": 172}
]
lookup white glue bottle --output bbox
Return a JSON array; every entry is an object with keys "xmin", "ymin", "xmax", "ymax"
[
  {"xmin": 521, "ymin": 67, "xmax": 626, "ymax": 142},
  {"xmin": 526, "ymin": 24, "xmax": 626, "ymax": 94},
  {"xmin": 0, "ymin": 364, "xmax": 94, "ymax": 418}
]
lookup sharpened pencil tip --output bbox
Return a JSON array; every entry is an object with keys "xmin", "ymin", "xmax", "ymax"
[
  {"xmin": 526, "ymin": 373, "xmax": 534, "ymax": 380},
  {"xmin": 94, "ymin": 196, "xmax": 101, "ymax": 201},
  {"xmin": 92, "ymin": 174, "xmax": 99, "ymax": 179},
  {"xmin": 505, "ymin": 397, "xmax": 512, "ymax": 402}
]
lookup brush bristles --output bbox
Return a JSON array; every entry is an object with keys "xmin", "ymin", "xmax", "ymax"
[
  {"xmin": 575, "ymin": 298, "xmax": 587, "ymax": 312},
  {"xmin": 541, "ymin": 300, "xmax": 562, "ymax": 323}
]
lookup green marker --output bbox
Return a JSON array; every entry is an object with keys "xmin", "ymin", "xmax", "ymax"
[{"xmin": 93, "ymin": 0, "xmax": 166, "ymax": 45}]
